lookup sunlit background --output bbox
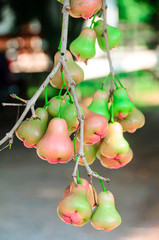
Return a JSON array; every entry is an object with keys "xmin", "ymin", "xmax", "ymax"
[{"xmin": 0, "ymin": 0, "xmax": 159, "ymax": 240}]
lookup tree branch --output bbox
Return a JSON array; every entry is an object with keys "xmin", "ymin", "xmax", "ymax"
[
  {"xmin": 0, "ymin": 0, "xmax": 110, "ymax": 185},
  {"xmin": 60, "ymin": 0, "xmax": 109, "ymax": 184},
  {"xmin": 2, "ymin": 103, "xmax": 26, "ymax": 107},
  {"xmin": 102, "ymin": 0, "xmax": 116, "ymax": 91},
  {"xmin": 0, "ymin": 62, "xmax": 60, "ymax": 146}
]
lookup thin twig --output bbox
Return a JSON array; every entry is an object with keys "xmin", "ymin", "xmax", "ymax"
[
  {"xmin": 82, "ymin": 155, "xmax": 110, "ymax": 183},
  {"xmin": 10, "ymin": 94, "xmax": 27, "ymax": 103},
  {"xmin": 65, "ymin": 154, "xmax": 78, "ymax": 164},
  {"xmin": 2, "ymin": 103, "xmax": 26, "ymax": 107}
]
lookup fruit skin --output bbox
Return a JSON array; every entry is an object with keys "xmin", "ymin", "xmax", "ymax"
[
  {"xmin": 117, "ymin": 107, "xmax": 145, "ymax": 133},
  {"xmin": 93, "ymin": 20, "xmax": 122, "ymax": 52},
  {"xmin": 99, "ymin": 122, "xmax": 130, "ymax": 160},
  {"xmin": 91, "ymin": 191, "xmax": 121, "ymax": 231},
  {"xmin": 47, "ymin": 96, "xmax": 66, "ymax": 118},
  {"xmin": 88, "ymin": 90, "xmax": 110, "ymax": 121},
  {"xmin": 97, "ymin": 148, "xmax": 133, "ymax": 169},
  {"xmin": 70, "ymin": 28, "xmax": 96, "ymax": 62},
  {"xmin": 57, "ymin": 180, "xmax": 92, "ymax": 226},
  {"xmin": 60, "ymin": 103, "xmax": 84, "ymax": 135},
  {"xmin": 112, "ymin": 87, "xmax": 134, "ymax": 119},
  {"xmin": 75, "ymin": 139, "xmax": 100, "ymax": 165},
  {"xmin": 58, "ymin": 0, "xmax": 102, "ymax": 19},
  {"xmin": 64, "ymin": 178, "xmax": 97, "ymax": 209},
  {"xmin": 80, "ymin": 104, "xmax": 108, "ymax": 145},
  {"xmin": 16, "ymin": 108, "xmax": 48, "ymax": 148},
  {"xmin": 36, "ymin": 118, "xmax": 74, "ymax": 164},
  {"xmin": 50, "ymin": 50, "xmax": 84, "ymax": 89}
]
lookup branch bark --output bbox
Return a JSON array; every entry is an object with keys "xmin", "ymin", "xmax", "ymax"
[{"xmin": 102, "ymin": 0, "xmax": 116, "ymax": 91}]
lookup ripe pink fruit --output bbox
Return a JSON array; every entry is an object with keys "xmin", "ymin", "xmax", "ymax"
[{"xmin": 36, "ymin": 118, "xmax": 74, "ymax": 164}]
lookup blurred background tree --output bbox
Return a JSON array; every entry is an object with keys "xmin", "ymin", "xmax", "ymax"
[{"xmin": 0, "ymin": 0, "xmax": 158, "ymax": 107}]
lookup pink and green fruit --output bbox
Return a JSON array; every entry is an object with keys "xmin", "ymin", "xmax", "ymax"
[
  {"xmin": 57, "ymin": 182, "xmax": 92, "ymax": 226},
  {"xmin": 91, "ymin": 191, "xmax": 121, "ymax": 231},
  {"xmin": 60, "ymin": 103, "xmax": 84, "ymax": 135},
  {"xmin": 93, "ymin": 20, "xmax": 122, "ymax": 52},
  {"xmin": 117, "ymin": 107, "xmax": 145, "ymax": 133},
  {"xmin": 70, "ymin": 28, "xmax": 96, "ymax": 63},
  {"xmin": 16, "ymin": 108, "xmax": 49, "ymax": 148},
  {"xmin": 88, "ymin": 90, "xmax": 110, "ymax": 121},
  {"xmin": 112, "ymin": 87, "xmax": 134, "ymax": 119},
  {"xmin": 70, "ymin": 0, "xmax": 102, "ymax": 19},
  {"xmin": 47, "ymin": 96, "xmax": 66, "ymax": 118},
  {"xmin": 80, "ymin": 104, "xmax": 108, "ymax": 145},
  {"xmin": 99, "ymin": 122, "xmax": 130, "ymax": 160},
  {"xmin": 58, "ymin": 0, "xmax": 102, "ymax": 19},
  {"xmin": 36, "ymin": 118, "xmax": 74, "ymax": 164},
  {"xmin": 50, "ymin": 50, "xmax": 84, "ymax": 89},
  {"xmin": 64, "ymin": 178, "xmax": 97, "ymax": 209},
  {"xmin": 97, "ymin": 148, "xmax": 133, "ymax": 169},
  {"xmin": 75, "ymin": 139, "xmax": 101, "ymax": 165}
]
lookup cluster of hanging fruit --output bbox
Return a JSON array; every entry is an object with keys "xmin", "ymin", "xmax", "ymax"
[
  {"xmin": 15, "ymin": 82, "xmax": 145, "ymax": 167},
  {"xmin": 69, "ymin": 20, "xmax": 122, "ymax": 64},
  {"xmin": 57, "ymin": 178, "xmax": 121, "ymax": 230},
  {"xmin": 15, "ymin": 0, "xmax": 145, "ymax": 231}
]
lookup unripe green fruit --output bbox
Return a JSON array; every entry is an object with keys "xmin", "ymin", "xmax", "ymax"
[
  {"xmin": 88, "ymin": 90, "xmax": 110, "ymax": 121},
  {"xmin": 91, "ymin": 191, "xmax": 121, "ymax": 231},
  {"xmin": 70, "ymin": 28, "xmax": 96, "ymax": 63},
  {"xmin": 60, "ymin": 103, "xmax": 84, "ymax": 135},
  {"xmin": 16, "ymin": 108, "xmax": 49, "ymax": 148},
  {"xmin": 93, "ymin": 20, "xmax": 122, "ymax": 52},
  {"xmin": 112, "ymin": 87, "xmax": 134, "ymax": 119},
  {"xmin": 47, "ymin": 96, "xmax": 66, "ymax": 118}
]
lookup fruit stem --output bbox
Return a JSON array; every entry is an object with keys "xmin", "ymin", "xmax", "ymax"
[
  {"xmin": 60, "ymin": 69, "xmax": 74, "ymax": 103},
  {"xmin": 115, "ymin": 75, "xmax": 125, "ymax": 88},
  {"xmin": 90, "ymin": 12, "xmax": 97, "ymax": 28},
  {"xmin": 101, "ymin": 74, "xmax": 111, "ymax": 90},
  {"xmin": 110, "ymin": 97, "xmax": 114, "ymax": 123},
  {"xmin": 58, "ymin": 99, "xmax": 63, "ymax": 118},
  {"xmin": 58, "ymin": 19, "xmax": 63, "ymax": 51},
  {"xmin": 58, "ymin": 84, "xmax": 64, "ymax": 98},
  {"xmin": 45, "ymin": 86, "xmax": 49, "ymax": 106},
  {"xmin": 95, "ymin": 172, "xmax": 107, "ymax": 192},
  {"xmin": 109, "ymin": 75, "xmax": 119, "ymax": 89},
  {"xmin": 74, "ymin": 136, "xmax": 81, "ymax": 184}
]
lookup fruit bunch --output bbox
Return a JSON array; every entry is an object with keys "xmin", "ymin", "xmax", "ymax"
[
  {"xmin": 69, "ymin": 21, "xmax": 122, "ymax": 64},
  {"xmin": 6, "ymin": 0, "xmax": 145, "ymax": 232},
  {"xmin": 57, "ymin": 178, "xmax": 121, "ymax": 231}
]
